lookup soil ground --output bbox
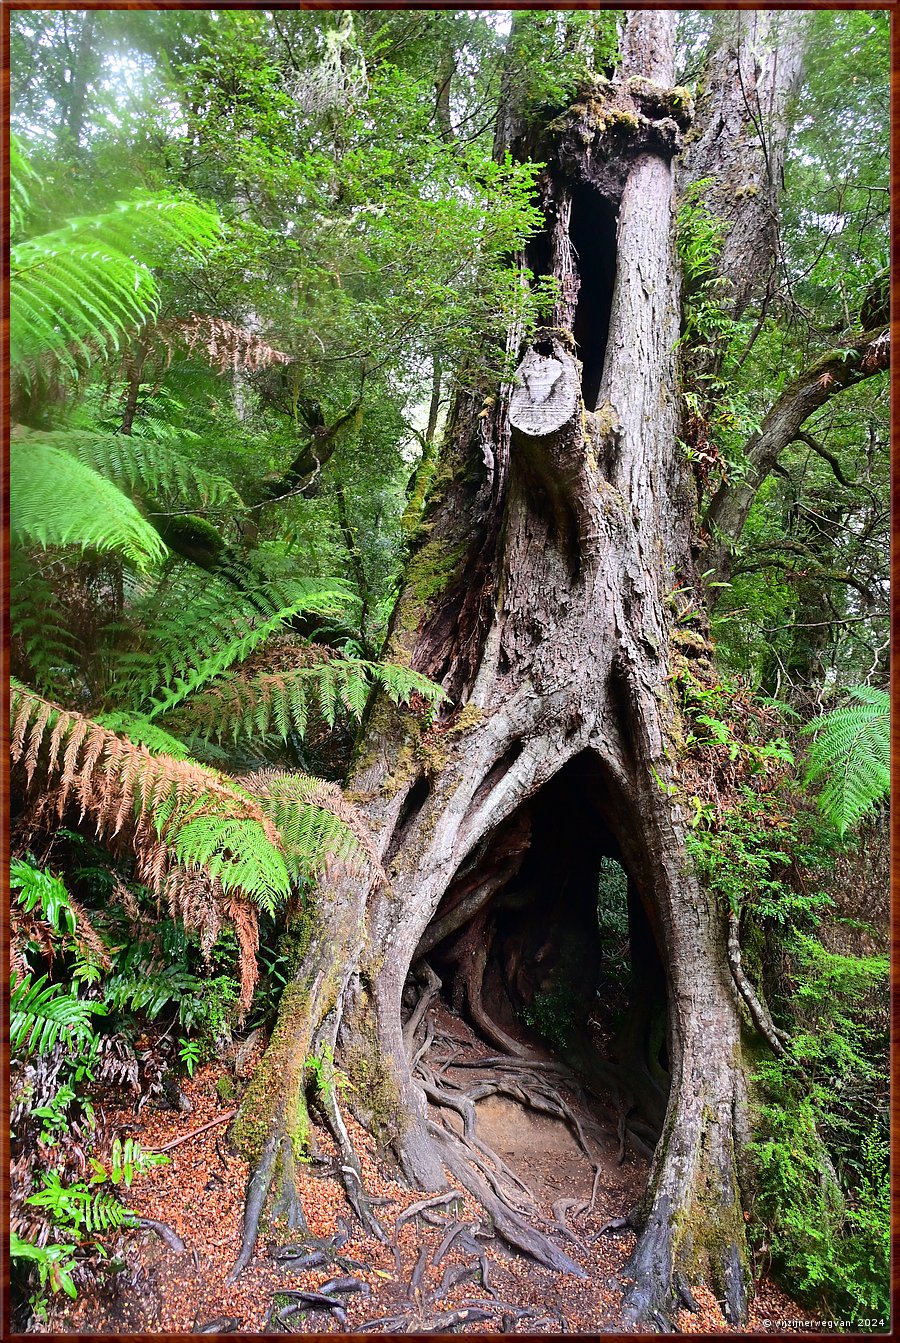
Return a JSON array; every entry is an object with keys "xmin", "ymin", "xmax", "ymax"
[{"xmin": 43, "ymin": 1008, "xmax": 814, "ymax": 1336}]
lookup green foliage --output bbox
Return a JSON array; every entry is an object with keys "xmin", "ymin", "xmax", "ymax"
[
  {"xmin": 110, "ymin": 565, "xmax": 359, "ymax": 718},
  {"xmin": 802, "ymin": 687, "xmax": 889, "ymax": 836},
  {"xmin": 10, "ymin": 440, "xmax": 167, "ymax": 571},
  {"xmin": 249, "ymin": 771, "xmax": 374, "ymax": 880},
  {"xmin": 10, "ymin": 184, "xmax": 221, "ymax": 385},
  {"xmin": 10, "ymin": 1234, "xmax": 79, "ymax": 1303},
  {"xmin": 10, "ymin": 132, "xmax": 38, "ymax": 238},
  {"xmin": 102, "ymin": 1136, "xmax": 168, "ymax": 1187},
  {"xmin": 11, "ymin": 857, "xmax": 77, "ymax": 936},
  {"xmin": 103, "ymin": 962, "xmax": 208, "ymax": 1028},
  {"xmin": 178, "ymin": 1037, "xmax": 202, "ymax": 1077},
  {"xmin": 304, "ymin": 1040, "xmax": 350, "ymax": 1106},
  {"xmin": 676, "ymin": 182, "xmax": 760, "ymax": 484},
  {"xmin": 507, "ymin": 10, "xmax": 621, "ymax": 113},
  {"xmin": 10, "ymin": 975, "xmax": 105, "ymax": 1056},
  {"xmin": 28, "ymin": 1171, "xmax": 135, "ymax": 1237},
  {"xmin": 34, "ymin": 425, "xmax": 244, "ymax": 512},
  {"xmin": 521, "ymin": 987, "xmax": 578, "ymax": 1054},
  {"xmin": 596, "ymin": 857, "xmax": 630, "ymax": 988},
  {"xmin": 751, "ymin": 937, "xmax": 888, "ymax": 1319},
  {"xmin": 185, "ymin": 656, "xmax": 447, "ymax": 745}
]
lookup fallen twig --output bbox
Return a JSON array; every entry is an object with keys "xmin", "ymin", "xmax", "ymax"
[{"xmin": 149, "ymin": 1109, "xmax": 237, "ymax": 1153}]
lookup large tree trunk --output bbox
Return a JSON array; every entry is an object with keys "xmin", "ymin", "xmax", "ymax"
[{"xmin": 231, "ymin": 12, "xmax": 759, "ymax": 1327}]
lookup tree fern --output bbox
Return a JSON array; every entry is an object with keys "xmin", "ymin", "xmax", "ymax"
[
  {"xmin": 10, "ymin": 680, "xmax": 291, "ymax": 915},
  {"xmin": 10, "ymin": 975, "xmax": 104, "ymax": 1055},
  {"xmin": 803, "ymin": 687, "xmax": 890, "ymax": 835},
  {"xmin": 11, "ymin": 439, "xmax": 167, "ymax": 571},
  {"xmin": 243, "ymin": 769, "xmax": 384, "ymax": 881},
  {"xmin": 184, "ymin": 656, "xmax": 447, "ymax": 745},
  {"xmin": 10, "ymin": 684, "xmax": 376, "ymax": 980},
  {"xmin": 110, "ymin": 564, "xmax": 359, "ymax": 717},
  {"xmin": 12, "ymin": 424, "xmax": 243, "ymax": 513},
  {"xmin": 95, "ymin": 710, "xmax": 192, "ymax": 760},
  {"xmin": 11, "ymin": 189, "xmax": 221, "ymax": 383},
  {"xmin": 10, "ymin": 548, "xmax": 79, "ymax": 696}
]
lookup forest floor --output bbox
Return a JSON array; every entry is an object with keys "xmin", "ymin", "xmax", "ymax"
[{"xmin": 44, "ymin": 1009, "xmax": 813, "ymax": 1336}]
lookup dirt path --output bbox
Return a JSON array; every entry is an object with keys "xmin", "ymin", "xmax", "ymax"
[{"xmin": 43, "ymin": 1017, "xmax": 812, "ymax": 1336}]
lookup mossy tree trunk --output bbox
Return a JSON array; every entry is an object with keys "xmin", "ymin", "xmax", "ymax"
[{"xmin": 230, "ymin": 10, "xmax": 807, "ymax": 1327}]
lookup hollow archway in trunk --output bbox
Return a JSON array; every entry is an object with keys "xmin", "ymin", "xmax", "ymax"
[{"xmin": 416, "ymin": 750, "xmax": 670, "ymax": 1164}]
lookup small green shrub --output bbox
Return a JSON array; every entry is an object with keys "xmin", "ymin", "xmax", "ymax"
[{"xmin": 521, "ymin": 986, "xmax": 578, "ymax": 1053}]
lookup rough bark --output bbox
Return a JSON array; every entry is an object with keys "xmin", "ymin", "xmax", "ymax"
[{"xmin": 231, "ymin": 10, "xmax": 759, "ymax": 1327}]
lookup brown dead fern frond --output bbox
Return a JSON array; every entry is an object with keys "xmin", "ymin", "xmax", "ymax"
[
  {"xmin": 155, "ymin": 313, "xmax": 292, "ymax": 374},
  {"xmin": 10, "ymin": 684, "xmax": 292, "ymax": 922}
]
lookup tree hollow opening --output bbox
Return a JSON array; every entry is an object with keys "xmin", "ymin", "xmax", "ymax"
[
  {"xmin": 414, "ymin": 752, "xmax": 669, "ymax": 1161},
  {"xmin": 570, "ymin": 185, "xmax": 618, "ymax": 411}
]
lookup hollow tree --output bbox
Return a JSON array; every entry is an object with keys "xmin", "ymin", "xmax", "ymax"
[{"xmin": 227, "ymin": 9, "xmax": 874, "ymax": 1327}]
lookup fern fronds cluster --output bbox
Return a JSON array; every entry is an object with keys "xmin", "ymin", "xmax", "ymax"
[
  {"xmin": 10, "ymin": 548, "xmax": 78, "ymax": 696},
  {"xmin": 11, "ymin": 680, "xmax": 289, "ymax": 905},
  {"xmin": 11, "ymin": 683, "xmax": 380, "ymax": 1001},
  {"xmin": 241, "ymin": 769, "xmax": 385, "ymax": 882},
  {"xmin": 13, "ymin": 424, "xmax": 243, "ymax": 514},
  {"xmin": 112, "ymin": 565, "xmax": 358, "ymax": 717},
  {"xmin": 10, "ymin": 975, "xmax": 104, "ymax": 1056},
  {"xmin": 185, "ymin": 656, "xmax": 447, "ymax": 745},
  {"xmin": 26, "ymin": 1171, "xmax": 139, "ymax": 1235},
  {"xmin": 803, "ymin": 687, "xmax": 889, "ymax": 836},
  {"xmin": 11, "ymin": 192, "xmax": 221, "ymax": 385},
  {"xmin": 10, "ymin": 133, "xmax": 38, "ymax": 238},
  {"xmin": 11, "ymin": 439, "xmax": 167, "ymax": 572}
]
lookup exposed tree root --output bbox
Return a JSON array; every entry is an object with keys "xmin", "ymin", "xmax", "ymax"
[
  {"xmin": 227, "ymin": 1133, "xmax": 280, "ymax": 1283},
  {"xmin": 428, "ymin": 1122, "xmax": 587, "ymax": 1277},
  {"xmin": 402, "ymin": 963, "xmax": 442, "ymax": 1055},
  {"xmin": 135, "ymin": 1217, "xmax": 186, "ymax": 1252}
]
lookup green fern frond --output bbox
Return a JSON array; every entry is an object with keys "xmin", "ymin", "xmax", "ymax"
[
  {"xmin": 10, "ymin": 548, "xmax": 78, "ymax": 696},
  {"xmin": 103, "ymin": 964, "xmax": 204, "ymax": 1022},
  {"xmin": 183, "ymin": 656, "xmax": 447, "ymax": 745},
  {"xmin": 111, "ymin": 565, "xmax": 358, "ymax": 717},
  {"xmin": 26, "ymin": 1172, "xmax": 138, "ymax": 1235},
  {"xmin": 11, "ymin": 440, "xmax": 167, "ymax": 571},
  {"xmin": 11, "ymin": 193, "xmax": 221, "ymax": 382},
  {"xmin": 244, "ymin": 769, "xmax": 384, "ymax": 880},
  {"xmin": 10, "ymin": 974, "xmax": 104, "ymax": 1056},
  {"xmin": 10, "ymin": 681, "xmax": 292, "ymax": 915},
  {"xmin": 95, "ymin": 711, "xmax": 193, "ymax": 760},
  {"xmin": 12, "ymin": 424, "xmax": 243, "ymax": 512},
  {"xmin": 10, "ymin": 858, "xmax": 77, "ymax": 936},
  {"xmin": 10, "ymin": 134, "xmax": 39, "ymax": 239},
  {"xmin": 803, "ymin": 687, "xmax": 890, "ymax": 835}
]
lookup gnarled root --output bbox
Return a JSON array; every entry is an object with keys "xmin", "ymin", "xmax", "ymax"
[{"xmin": 428, "ymin": 1122, "xmax": 586, "ymax": 1277}]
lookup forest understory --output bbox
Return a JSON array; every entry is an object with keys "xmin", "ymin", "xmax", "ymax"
[{"xmin": 38, "ymin": 1002, "xmax": 811, "ymax": 1337}]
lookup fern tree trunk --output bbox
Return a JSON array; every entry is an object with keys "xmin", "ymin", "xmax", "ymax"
[{"xmin": 231, "ymin": 13, "xmax": 783, "ymax": 1326}]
